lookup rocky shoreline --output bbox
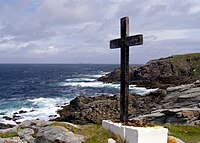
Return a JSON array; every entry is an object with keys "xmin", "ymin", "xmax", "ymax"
[
  {"xmin": 53, "ymin": 80, "xmax": 200, "ymax": 126},
  {"xmin": 0, "ymin": 82, "xmax": 199, "ymax": 143},
  {"xmin": 1, "ymin": 80, "xmax": 199, "ymax": 127},
  {"xmin": 133, "ymin": 80, "xmax": 200, "ymax": 126}
]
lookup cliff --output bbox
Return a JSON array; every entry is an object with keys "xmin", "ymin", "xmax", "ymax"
[{"xmin": 98, "ymin": 53, "xmax": 200, "ymax": 88}]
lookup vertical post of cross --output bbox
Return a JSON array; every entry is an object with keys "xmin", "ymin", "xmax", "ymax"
[
  {"xmin": 110, "ymin": 17, "xmax": 143, "ymax": 123},
  {"xmin": 120, "ymin": 17, "xmax": 129, "ymax": 123}
]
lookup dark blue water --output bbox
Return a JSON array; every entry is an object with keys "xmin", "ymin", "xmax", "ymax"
[
  {"xmin": 0, "ymin": 64, "xmax": 118, "ymax": 99},
  {"xmin": 0, "ymin": 64, "xmax": 119, "ymax": 124},
  {"xmin": 0, "ymin": 64, "xmax": 154, "ymax": 124}
]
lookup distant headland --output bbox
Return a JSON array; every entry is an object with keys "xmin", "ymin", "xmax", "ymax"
[{"xmin": 98, "ymin": 53, "xmax": 200, "ymax": 88}]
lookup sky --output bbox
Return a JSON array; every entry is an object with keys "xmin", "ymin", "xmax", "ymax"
[{"xmin": 0, "ymin": 0, "xmax": 200, "ymax": 64}]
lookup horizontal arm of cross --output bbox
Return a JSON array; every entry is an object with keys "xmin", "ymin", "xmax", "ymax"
[{"xmin": 110, "ymin": 34, "xmax": 143, "ymax": 49}]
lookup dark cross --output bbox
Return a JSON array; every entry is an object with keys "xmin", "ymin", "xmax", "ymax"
[{"xmin": 110, "ymin": 17, "xmax": 143, "ymax": 123}]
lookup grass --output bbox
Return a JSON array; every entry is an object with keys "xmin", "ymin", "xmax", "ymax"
[
  {"xmin": 0, "ymin": 131, "xmax": 18, "ymax": 138},
  {"xmin": 194, "ymin": 66, "xmax": 200, "ymax": 74},
  {"xmin": 165, "ymin": 125, "xmax": 200, "ymax": 143},
  {"xmin": 1, "ymin": 122, "xmax": 199, "ymax": 143},
  {"xmin": 170, "ymin": 53, "xmax": 200, "ymax": 62},
  {"xmin": 50, "ymin": 122, "xmax": 200, "ymax": 143},
  {"xmin": 50, "ymin": 122, "xmax": 123, "ymax": 143},
  {"xmin": 169, "ymin": 53, "xmax": 200, "ymax": 75}
]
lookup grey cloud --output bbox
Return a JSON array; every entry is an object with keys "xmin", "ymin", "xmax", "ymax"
[{"xmin": 0, "ymin": 0, "xmax": 200, "ymax": 64}]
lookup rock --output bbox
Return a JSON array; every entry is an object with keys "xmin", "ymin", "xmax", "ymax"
[
  {"xmin": 35, "ymin": 126, "xmax": 84, "ymax": 143},
  {"xmin": 18, "ymin": 128, "xmax": 34, "ymax": 138},
  {"xmin": 0, "ymin": 120, "xmax": 85, "ymax": 143},
  {"xmin": 0, "ymin": 137, "xmax": 23, "ymax": 143},
  {"xmin": 2, "ymin": 116, "xmax": 12, "ymax": 121},
  {"xmin": 49, "ymin": 115, "xmax": 57, "ymax": 118},
  {"xmin": 55, "ymin": 79, "xmax": 200, "ymax": 126},
  {"xmin": 19, "ymin": 120, "xmax": 50, "ymax": 128},
  {"xmin": 0, "ymin": 123, "xmax": 15, "ymax": 129},
  {"xmin": 132, "ymin": 108, "xmax": 200, "ymax": 125},
  {"xmin": 133, "ymin": 90, "xmax": 166, "ymax": 116},
  {"xmin": 190, "ymin": 120, "xmax": 200, "ymax": 126},
  {"xmin": 12, "ymin": 115, "xmax": 21, "ymax": 121},
  {"xmin": 166, "ymin": 84, "xmax": 194, "ymax": 92},
  {"xmin": 98, "ymin": 67, "xmax": 138, "ymax": 84},
  {"xmin": 18, "ymin": 110, "xmax": 27, "ymax": 114},
  {"xmin": 98, "ymin": 53, "xmax": 200, "ymax": 88},
  {"xmin": 55, "ymin": 95, "xmax": 136, "ymax": 124},
  {"xmin": 17, "ymin": 126, "xmax": 36, "ymax": 143}
]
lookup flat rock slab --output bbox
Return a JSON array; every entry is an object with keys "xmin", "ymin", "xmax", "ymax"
[
  {"xmin": 102, "ymin": 120, "xmax": 168, "ymax": 143},
  {"xmin": 36, "ymin": 126, "xmax": 84, "ymax": 143},
  {"xmin": 179, "ymin": 92, "xmax": 200, "ymax": 99}
]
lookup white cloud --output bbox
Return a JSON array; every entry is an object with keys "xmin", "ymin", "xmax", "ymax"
[
  {"xmin": 31, "ymin": 45, "xmax": 62, "ymax": 55},
  {"xmin": 0, "ymin": 35, "xmax": 15, "ymax": 42}
]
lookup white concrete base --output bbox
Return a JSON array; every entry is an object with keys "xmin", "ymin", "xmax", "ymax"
[{"xmin": 102, "ymin": 120, "xmax": 168, "ymax": 143}]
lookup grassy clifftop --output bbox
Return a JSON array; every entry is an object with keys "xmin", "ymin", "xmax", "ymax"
[{"xmin": 170, "ymin": 53, "xmax": 200, "ymax": 74}]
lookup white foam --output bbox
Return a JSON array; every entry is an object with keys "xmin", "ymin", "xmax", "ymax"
[
  {"xmin": 0, "ymin": 97, "xmax": 73, "ymax": 125},
  {"xmin": 60, "ymin": 81, "xmax": 120, "ymax": 88},
  {"xmin": 85, "ymin": 72, "xmax": 110, "ymax": 78},
  {"xmin": 129, "ymin": 85, "xmax": 158, "ymax": 96},
  {"xmin": 59, "ymin": 81, "xmax": 157, "ymax": 96},
  {"xmin": 65, "ymin": 78, "xmax": 95, "ymax": 82}
]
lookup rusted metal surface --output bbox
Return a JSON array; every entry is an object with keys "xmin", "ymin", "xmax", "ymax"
[{"xmin": 110, "ymin": 17, "xmax": 143, "ymax": 123}]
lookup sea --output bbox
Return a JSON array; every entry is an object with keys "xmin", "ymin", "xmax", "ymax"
[{"xmin": 0, "ymin": 64, "xmax": 157, "ymax": 125}]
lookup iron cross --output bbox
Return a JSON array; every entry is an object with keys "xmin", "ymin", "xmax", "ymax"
[{"xmin": 110, "ymin": 17, "xmax": 143, "ymax": 123}]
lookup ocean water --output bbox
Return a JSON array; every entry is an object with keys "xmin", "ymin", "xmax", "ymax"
[{"xmin": 0, "ymin": 64, "xmax": 157, "ymax": 125}]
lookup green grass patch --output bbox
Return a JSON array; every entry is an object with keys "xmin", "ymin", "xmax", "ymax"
[
  {"xmin": 0, "ymin": 131, "xmax": 18, "ymax": 138},
  {"xmin": 171, "ymin": 53, "xmax": 200, "ymax": 62},
  {"xmin": 194, "ymin": 66, "xmax": 200, "ymax": 74},
  {"xmin": 165, "ymin": 125, "xmax": 200, "ymax": 143},
  {"xmin": 50, "ymin": 122, "xmax": 123, "ymax": 143}
]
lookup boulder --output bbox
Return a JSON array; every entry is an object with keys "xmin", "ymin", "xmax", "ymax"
[
  {"xmin": 18, "ymin": 110, "xmax": 27, "ymax": 114},
  {"xmin": 55, "ymin": 95, "xmax": 136, "ymax": 124},
  {"xmin": 35, "ymin": 126, "xmax": 84, "ymax": 143},
  {"xmin": 0, "ymin": 137, "xmax": 23, "ymax": 143},
  {"xmin": 19, "ymin": 120, "xmax": 50, "ymax": 128},
  {"xmin": 17, "ymin": 128, "xmax": 34, "ymax": 139},
  {"xmin": 0, "ymin": 123, "xmax": 15, "ymax": 129}
]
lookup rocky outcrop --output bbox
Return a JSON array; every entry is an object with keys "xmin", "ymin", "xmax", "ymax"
[
  {"xmin": 55, "ymin": 95, "xmax": 136, "ymax": 124},
  {"xmin": 0, "ymin": 123, "xmax": 15, "ymax": 129},
  {"xmin": 98, "ymin": 53, "xmax": 200, "ymax": 88},
  {"xmin": 55, "ymin": 81, "xmax": 200, "ymax": 126},
  {"xmin": 133, "ymin": 108, "xmax": 200, "ymax": 126},
  {"xmin": 0, "ymin": 120, "xmax": 84, "ymax": 143},
  {"xmin": 98, "ymin": 67, "xmax": 138, "ymax": 83},
  {"xmin": 132, "ymin": 81, "xmax": 200, "ymax": 125}
]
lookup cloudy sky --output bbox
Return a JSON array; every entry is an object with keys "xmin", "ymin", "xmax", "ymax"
[{"xmin": 0, "ymin": 0, "xmax": 200, "ymax": 64}]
